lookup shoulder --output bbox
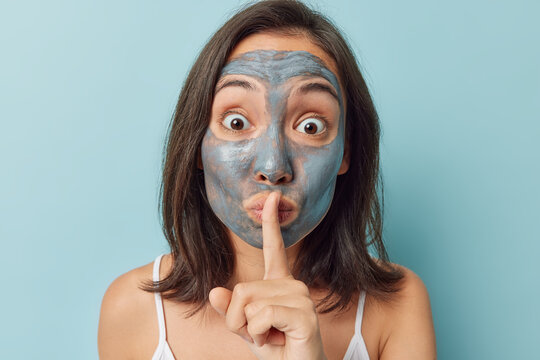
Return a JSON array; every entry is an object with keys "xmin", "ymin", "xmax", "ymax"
[
  {"xmin": 377, "ymin": 263, "xmax": 437, "ymax": 359},
  {"xmin": 389, "ymin": 263, "xmax": 432, "ymax": 311},
  {"xmin": 98, "ymin": 255, "xmax": 170, "ymax": 359}
]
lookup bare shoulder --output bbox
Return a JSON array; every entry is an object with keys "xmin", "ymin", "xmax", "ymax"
[
  {"xmin": 378, "ymin": 263, "xmax": 437, "ymax": 359},
  {"xmin": 389, "ymin": 264, "xmax": 433, "ymax": 311},
  {"xmin": 98, "ymin": 257, "xmax": 164, "ymax": 360}
]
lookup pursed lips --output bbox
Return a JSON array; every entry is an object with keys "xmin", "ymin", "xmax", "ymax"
[{"xmin": 243, "ymin": 192, "xmax": 299, "ymax": 226}]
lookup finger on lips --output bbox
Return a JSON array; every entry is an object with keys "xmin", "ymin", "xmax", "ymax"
[
  {"xmin": 262, "ymin": 191, "xmax": 292, "ymax": 281},
  {"xmin": 215, "ymin": 191, "xmax": 306, "ymax": 348}
]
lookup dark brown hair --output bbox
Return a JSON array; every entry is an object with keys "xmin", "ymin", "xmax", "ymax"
[{"xmin": 140, "ymin": 0, "xmax": 403, "ymax": 317}]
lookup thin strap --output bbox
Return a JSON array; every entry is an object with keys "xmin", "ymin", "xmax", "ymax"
[
  {"xmin": 355, "ymin": 290, "xmax": 367, "ymax": 334},
  {"xmin": 153, "ymin": 254, "xmax": 167, "ymax": 344},
  {"xmin": 342, "ymin": 291, "xmax": 370, "ymax": 360}
]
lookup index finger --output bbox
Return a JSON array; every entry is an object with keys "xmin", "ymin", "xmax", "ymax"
[{"xmin": 262, "ymin": 191, "xmax": 292, "ymax": 280}]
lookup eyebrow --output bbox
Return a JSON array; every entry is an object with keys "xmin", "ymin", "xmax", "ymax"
[
  {"xmin": 215, "ymin": 79, "xmax": 257, "ymax": 94},
  {"xmin": 294, "ymin": 82, "xmax": 340, "ymax": 102}
]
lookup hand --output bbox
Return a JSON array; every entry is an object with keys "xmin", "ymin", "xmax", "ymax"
[{"xmin": 209, "ymin": 191, "xmax": 327, "ymax": 360}]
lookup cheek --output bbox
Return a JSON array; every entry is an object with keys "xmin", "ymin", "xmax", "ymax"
[
  {"xmin": 292, "ymin": 140, "xmax": 344, "ymax": 192},
  {"xmin": 201, "ymin": 131, "xmax": 256, "ymax": 191}
]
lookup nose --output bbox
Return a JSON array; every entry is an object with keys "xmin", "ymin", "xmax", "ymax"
[
  {"xmin": 252, "ymin": 127, "xmax": 293, "ymax": 185},
  {"xmin": 254, "ymin": 164, "xmax": 293, "ymax": 184}
]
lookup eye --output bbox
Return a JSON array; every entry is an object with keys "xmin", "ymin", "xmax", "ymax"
[
  {"xmin": 295, "ymin": 117, "xmax": 326, "ymax": 135},
  {"xmin": 222, "ymin": 113, "xmax": 251, "ymax": 131}
]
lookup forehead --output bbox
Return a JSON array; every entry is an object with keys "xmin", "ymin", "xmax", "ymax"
[
  {"xmin": 228, "ymin": 31, "xmax": 338, "ymax": 73},
  {"xmin": 220, "ymin": 50, "xmax": 340, "ymax": 92}
]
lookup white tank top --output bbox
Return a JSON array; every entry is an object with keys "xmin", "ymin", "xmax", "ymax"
[{"xmin": 151, "ymin": 253, "xmax": 370, "ymax": 360}]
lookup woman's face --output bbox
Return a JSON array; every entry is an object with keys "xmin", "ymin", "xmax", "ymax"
[{"xmin": 201, "ymin": 32, "xmax": 348, "ymax": 249}]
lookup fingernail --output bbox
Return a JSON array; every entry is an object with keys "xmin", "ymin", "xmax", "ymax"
[
  {"xmin": 241, "ymin": 334, "xmax": 254, "ymax": 343},
  {"xmin": 211, "ymin": 304, "xmax": 224, "ymax": 316}
]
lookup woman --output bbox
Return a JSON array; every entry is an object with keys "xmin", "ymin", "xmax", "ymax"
[{"xmin": 98, "ymin": 1, "xmax": 436, "ymax": 359}]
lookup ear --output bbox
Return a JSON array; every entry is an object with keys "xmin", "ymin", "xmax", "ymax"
[{"xmin": 337, "ymin": 140, "xmax": 350, "ymax": 175}]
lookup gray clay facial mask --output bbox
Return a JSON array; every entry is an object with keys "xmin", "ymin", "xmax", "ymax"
[{"xmin": 201, "ymin": 50, "xmax": 345, "ymax": 249}]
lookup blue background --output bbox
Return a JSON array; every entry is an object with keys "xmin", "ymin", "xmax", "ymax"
[{"xmin": 1, "ymin": 0, "xmax": 538, "ymax": 358}]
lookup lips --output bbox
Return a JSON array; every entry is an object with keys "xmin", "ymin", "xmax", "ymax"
[{"xmin": 243, "ymin": 192, "xmax": 299, "ymax": 226}]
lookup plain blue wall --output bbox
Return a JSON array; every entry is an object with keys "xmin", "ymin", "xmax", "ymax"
[{"xmin": 1, "ymin": 0, "xmax": 538, "ymax": 358}]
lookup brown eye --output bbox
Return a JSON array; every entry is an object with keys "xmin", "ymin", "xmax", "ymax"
[
  {"xmin": 222, "ymin": 113, "xmax": 251, "ymax": 131},
  {"xmin": 295, "ymin": 118, "xmax": 325, "ymax": 135},
  {"xmin": 231, "ymin": 118, "xmax": 244, "ymax": 130},
  {"xmin": 304, "ymin": 122, "xmax": 317, "ymax": 134}
]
